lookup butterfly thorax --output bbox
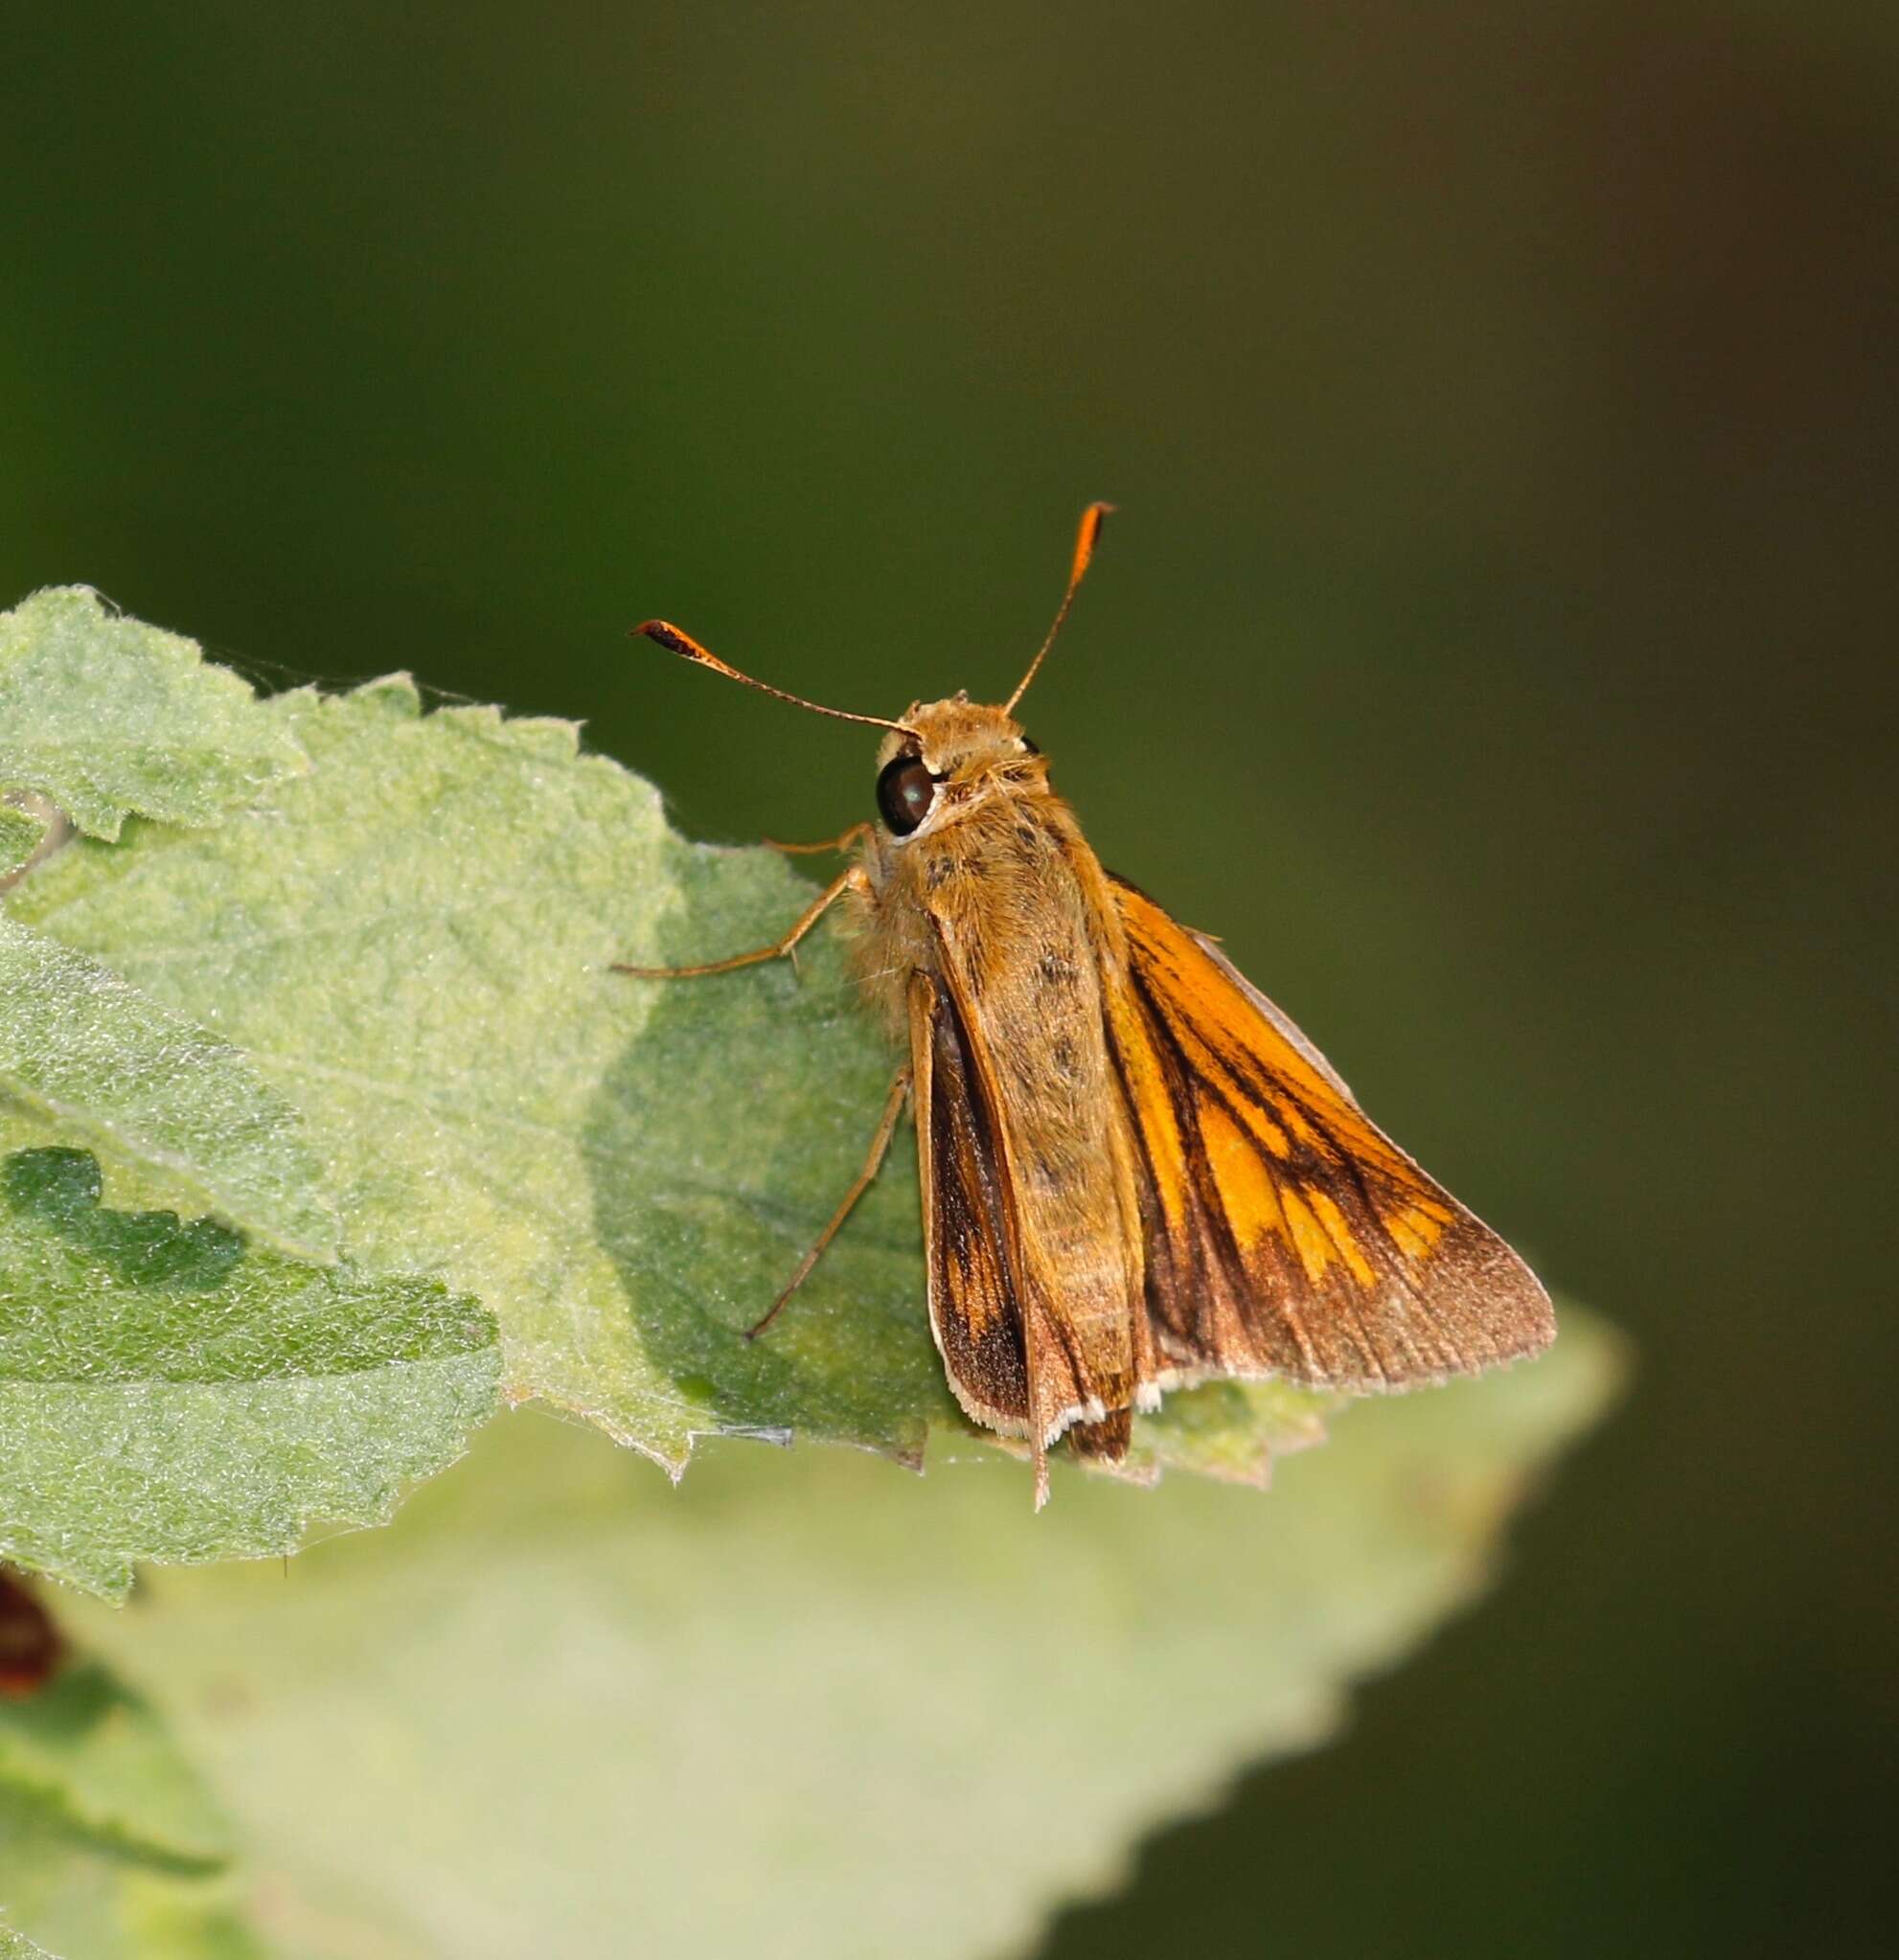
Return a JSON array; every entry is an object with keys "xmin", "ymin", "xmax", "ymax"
[{"xmin": 848, "ymin": 697, "xmax": 1126, "ymax": 1026}]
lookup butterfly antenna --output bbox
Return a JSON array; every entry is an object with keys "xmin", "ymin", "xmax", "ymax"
[
  {"xmin": 632, "ymin": 621, "xmax": 917, "ymax": 736},
  {"xmin": 1003, "ymin": 501, "xmax": 1115, "ymax": 714}
]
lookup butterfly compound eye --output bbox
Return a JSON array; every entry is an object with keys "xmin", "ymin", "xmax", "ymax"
[{"xmin": 877, "ymin": 755, "xmax": 937, "ymax": 835}]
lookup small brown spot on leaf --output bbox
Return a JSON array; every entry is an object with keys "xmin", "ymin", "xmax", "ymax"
[{"xmin": 0, "ymin": 1569, "xmax": 63, "ymax": 1698}]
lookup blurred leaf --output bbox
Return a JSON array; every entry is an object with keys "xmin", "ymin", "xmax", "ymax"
[
  {"xmin": 0, "ymin": 1787, "xmax": 263, "ymax": 1960},
  {"xmin": 0, "ymin": 1594, "xmax": 262, "ymax": 1960},
  {"xmin": 0, "ymin": 1656, "xmax": 232, "ymax": 1868},
  {"xmin": 5, "ymin": 657, "xmax": 1337, "ymax": 1488},
  {"xmin": 0, "ymin": 588, "xmax": 306, "ymax": 841},
  {"xmin": 64, "ymin": 1309, "xmax": 1619, "ymax": 1960},
  {"xmin": 0, "ymin": 1148, "xmax": 500, "ymax": 1599},
  {"xmin": 0, "ymin": 918, "xmax": 338, "ymax": 1259}
]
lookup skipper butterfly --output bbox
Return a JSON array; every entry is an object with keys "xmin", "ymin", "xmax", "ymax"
[{"xmin": 622, "ymin": 508, "xmax": 1555, "ymax": 1504}]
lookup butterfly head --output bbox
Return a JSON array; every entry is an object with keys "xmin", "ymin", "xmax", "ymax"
[{"xmin": 872, "ymin": 698, "xmax": 1045, "ymax": 839}]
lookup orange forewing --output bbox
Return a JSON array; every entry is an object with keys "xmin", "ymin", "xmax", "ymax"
[{"xmin": 1106, "ymin": 878, "xmax": 1555, "ymax": 1392}]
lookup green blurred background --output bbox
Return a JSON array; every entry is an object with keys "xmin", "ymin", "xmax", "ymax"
[{"xmin": 4, "ymin": 4, "xmax": 1891, "ymax": 1953}]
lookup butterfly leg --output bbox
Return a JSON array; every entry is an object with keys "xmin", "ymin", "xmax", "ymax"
[
  {"xmin": 611, "ymin": 863, "xmax": 868, "ymax": 979},
  {"xmin": 744, "ymin": 1063, "xmax": 912, "ymax": 1340},
  {"xmin": 763, "ymin": 821, "xmax": 873, "ymax": 856}
]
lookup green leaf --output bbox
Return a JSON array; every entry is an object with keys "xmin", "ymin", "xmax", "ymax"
[
  {"xmin": 0, "ymin": 802, "xmax": 44, "ymax": 880},
  {"xmin": 0, "ymin": 918, "xmax": 338, "ymax": 1259},
  {"xmin": 6, "ymin": 665, "xmax": 1344, "ymax": 1484},
  {"xmin": 0, "ymin": 1787, "xmax": 263, "ymax": 1960},
  {"xmin": 0, "ymin": 1148, "xmax": 501, "ymax": 1598},
  {"xmin": 0, "ymin": 1656, "xmax": 232, "ymax": 1870},
  {"xmin": 0, "ymin": 588, "xmax": 307, "ymax": 842},
  {"xmin": 0, "ymin": 591, "xmax": 337, "ymax": 1255},
  {"xmin": 0, "ymin": 1592, "xmax": 262, "ymax": 1960},
  {"xmin": 6, "ymin": 674, "xmax": 949, "ymax": 1470},
  {"xmin": 63, "ymin": 1310, "xmax": 1620, "ymax": 1960}
]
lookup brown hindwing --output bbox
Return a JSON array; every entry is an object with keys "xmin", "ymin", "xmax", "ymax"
[
  {"xmin": 1105, "ymin": 878, "xmax": 1555, "ymax": 1390},
  {"xmin": 908, "ymin": 970, "xmax": 1032, "ymax": 1435}
]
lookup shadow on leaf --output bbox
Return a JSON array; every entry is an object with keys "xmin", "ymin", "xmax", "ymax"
[
  {"xmin": 584, "ymin": 902, "xmax": 953, "ymax": 1464},
  {"xmin": 3, "ymin": 1150, "xmax": 242, "ymax": 1292}
]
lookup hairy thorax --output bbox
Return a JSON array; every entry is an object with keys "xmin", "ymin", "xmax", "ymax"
[{"xmin": 841, "ymin": 695, "xmax": 1126, "ymax": 1040}]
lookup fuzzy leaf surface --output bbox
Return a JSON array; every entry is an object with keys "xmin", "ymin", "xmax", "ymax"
[
  {"xmin": 0, "ymin": 804, "xmax": 43, "ymax": 880},
  {"xmin": 0, "ymin": 1148, "xmax": 499, "ymax": 1598},
  {"xmin": 0, "ymin": 589, "xmax": 306, "ymax": 842},
  {"xmin": 0, "ymin": 919, "xmax": 337, "ymax": 1259}
]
